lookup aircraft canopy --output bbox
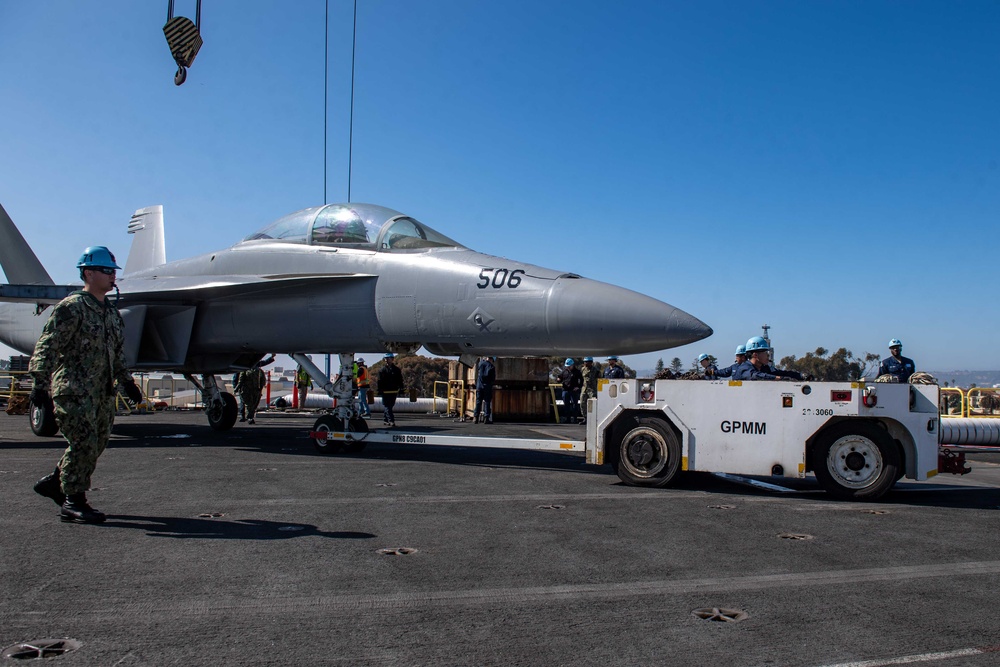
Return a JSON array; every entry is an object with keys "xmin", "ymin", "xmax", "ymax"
[{"xmin": 241, "ymin": 203, "xmax": 464, "ymax": 250}]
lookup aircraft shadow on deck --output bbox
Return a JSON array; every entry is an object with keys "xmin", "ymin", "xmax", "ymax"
[
  {"xmin": 101, "ymin": 418, "xmax": 611, "ymax": 477},
  {"xmin": 669, "ymin": 471, "xmax": 1000, "ymax": 510},
  {"xmin": 99, "ymin": 515, "xmax": 376, "ymax": 541}
]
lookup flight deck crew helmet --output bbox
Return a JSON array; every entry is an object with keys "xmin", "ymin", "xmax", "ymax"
[
  {"xmin": 698, "ymin": 353, "xmax": 709, "ymax": 362},
  {"xmin": 889, "ymin": 339, "xmax": 902, "ymax": 348},
  {"xmin": 735, "ymin": 345, "xmax": 746, "ymax": 355},
  {"xmin": 384, "ymin": 352, "xmax": 395, "ymax": 359},
  {"xmin": 564, "ymin": 358, "xmax": 575, "ymax": 366},
  {"xmin": 607, "ymin": 356, "xmax": 619, "ymax": 361},
  {"xmin": 76, "ymin": 246, "xmax": 121, "ymax": 270},
  {"xmin": 745, "ymin": 336, "xmax": 770, "ymax": 354},
  {"xmin": 583, "ymin": 357, "xmax": 593, "ymax": 362},
  {"xmin": 357, "ymin": 358, "xmax": 365, "ymax": 365}
]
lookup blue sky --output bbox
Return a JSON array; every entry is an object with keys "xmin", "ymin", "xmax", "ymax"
[{"xmin": 1, "ymin": 1, "xmax": 998, "ymax": 372}]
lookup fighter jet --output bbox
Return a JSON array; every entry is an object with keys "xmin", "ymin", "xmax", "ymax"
[{"xmin": 0, "ymin": 201, "xmax": 711, "ymax": 435}]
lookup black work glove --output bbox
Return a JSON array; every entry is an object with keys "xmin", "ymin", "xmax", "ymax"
[
  {"xmin": 122, "ymin": 379, "xmax": 143, "ymax": 404},
  {"xmin": 29, "ymin": 386, "xmax": 52, "ymax": 410}
]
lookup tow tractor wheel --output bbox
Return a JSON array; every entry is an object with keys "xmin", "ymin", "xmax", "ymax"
[
  {"xmin": 207, "ymin": 392, "xmax": 238, "ymax": 432},
  {"xmin": 812, "ymin": 421, "xmax": 901, "ymax": 501},
  {"xmin": 312, "ymin": 415, "xmax": 369, "ymax": 454},
  {"xmin": 29, "ymin": 400, "xmax": 59, "ymax": 437},
  {"xmin": 614, "ymin": 417, "xmax": 682, "ymax": 488}
]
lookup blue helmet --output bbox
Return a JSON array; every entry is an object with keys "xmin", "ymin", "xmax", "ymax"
[
  {"xmin": 697, "ymin": 353, "xmax": 710, "ymax": 362},
  {"xmin": 889, "ymin": 338, "xmax": 902, "ymax": 348},
  {"xmin": 735, "ymin": 345, "xmax": 746, "ymax": 355},
  {"xmin": 607, "ymin": 355, "xmax": 619, "ymax": 361},
  {"xmin": 357, "ymin": 358, "xmax": 365, "ymax": 364},
  {"xmin": 383, "ymin": 352, "xmax": 395, "ymax": 359},
  {"xmin": 745, "ymin": 336, "xmax": 770, "ymax": 353},
  {"xmin": 583, "ymin": 357, "xmax": 593, "ymax": 362},
  {"xmin": 76, "ymin": 246, "xmax": 121, "ymax": 270},
  {"xmin": 564, "ymin": 358, "xmax": 575, "ymax": 366}
]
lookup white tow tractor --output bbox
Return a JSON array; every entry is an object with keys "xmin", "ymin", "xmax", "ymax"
[
  {"xmin": 589, "ymin": 378, "xmax": 943, "ymax": 501},
  {"xmin": 310, "ymin": 373, "xmax": 984, "ymax": 502}
]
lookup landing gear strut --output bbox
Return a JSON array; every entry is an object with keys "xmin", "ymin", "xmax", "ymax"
[
  {"xmin": 293, "ymin": 353, "xmax": 369, "ymax": 454},
  {"xmin": 186, "ymin": 373, "xmax": 238, "ymax": 431}
]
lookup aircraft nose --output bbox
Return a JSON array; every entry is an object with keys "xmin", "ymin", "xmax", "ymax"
[{"xmin": 546, "ymin": 277, "xmax": 712, "ymax": 354}]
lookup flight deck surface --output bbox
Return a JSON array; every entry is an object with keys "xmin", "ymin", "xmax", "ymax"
[{"xmin": 2, "ymin": 409, "xmax": 1000, "ymax": 666}]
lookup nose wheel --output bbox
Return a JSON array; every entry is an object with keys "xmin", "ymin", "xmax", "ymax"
[{"xmin": 312, "ymin": 414, "xmax": 369, "ymax": 454}]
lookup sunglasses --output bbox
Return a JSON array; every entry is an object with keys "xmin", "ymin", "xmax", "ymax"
[{"xmin": 90, "ymin": 267, "xmax": 117, "ymax": 276}]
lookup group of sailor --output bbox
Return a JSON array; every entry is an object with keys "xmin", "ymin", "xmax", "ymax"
[
  {"xmin": 698, "ymin": 338, "xmax": 916, "ymax": 383},
  {"xmin": 698, "ymin": 337, "xmax": 803, "ymax": 382}
]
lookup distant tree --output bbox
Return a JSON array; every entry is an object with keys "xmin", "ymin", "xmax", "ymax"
[
  {"xmin": 778, "ymin": 347, "xmax": 878, "ymax": 381},
  {"xmin": 655, "ymin": 358, "xmax": 664, "ymax": 373},
  {"xmin": 370, "ymin": 355, "xmax": 450, "ymax": 398},
  {"xmin": 670, "ymin": 357, "xmax": 683, "ymax": 374}
]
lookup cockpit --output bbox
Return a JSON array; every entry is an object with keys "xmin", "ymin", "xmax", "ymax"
[{"xmin": 241, "ymin": 203, "xmax": 464, "ymax": 251}]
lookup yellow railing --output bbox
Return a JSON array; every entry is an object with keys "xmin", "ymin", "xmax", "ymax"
[
  {"xmin": 1, "ymin": 370, "xmax": 32, "ymax": 408},
  {"xmin": 939, "ymin": 387, "xmax": 965, "ymax": 417},
  {"xmin": 967, "ymin": 387, "xmax": 1000, "ymax": 417},
  {"xmin": 548, "ymin": 383, "xmax": 563, "ymax": 423},
  {"xmin": 433, "ymin": 379, "xmax": 469, "ymax": 417},
  {"xmin": 939, "ymin": 387, "xmax": 1000, "ymax": 418}
]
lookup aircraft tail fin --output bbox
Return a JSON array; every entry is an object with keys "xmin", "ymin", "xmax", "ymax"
[
  {"xmin": 0, "ymin": 201, "xmax": 55, "ymax": 285},
  {"xmin": 124, "ymin": 205, "xmax": 166, "ymax": 275}
]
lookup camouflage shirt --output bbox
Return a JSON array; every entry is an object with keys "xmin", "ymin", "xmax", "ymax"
[
  {"xmin": 236, "ymin": 368, "xmax": 266, "ymax": 395},
  {"xmin": 29, "ymin": 290, "xmax": 129, "ymax": 399},
  {"xmin": 581, "ymin": 364, "xmax": 601, "ymax": 393}
]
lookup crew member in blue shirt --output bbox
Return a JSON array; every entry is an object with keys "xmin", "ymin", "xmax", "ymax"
[
  {"xmin": 603, "ymin": 356, "xmax": 625, "ymax": 379},
  {"xmin": 734, "ymin": 337, "xmax": 802, "ymax": 381},
  {"xmin": 714, "ymin": 345, "xmax": 747, "ymax": 379},
  {"xmin": 878, "ymin": 339, "xmax": 915, "ymax": 383},
  {"xmin": 698, "ymin": 353, "xmax": 718, "ymax": 378}
]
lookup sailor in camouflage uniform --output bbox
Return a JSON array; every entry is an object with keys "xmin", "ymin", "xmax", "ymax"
[
  {"xmin": 579, "ymin": 357, "xmax": 601, "ymax": 424},
  {"xmin": 235, "ymin": 355, "xmax": 273, "ymax": 425},
  {"xmin": 29, "ymin": 246, "xmax": 143, "ymax": 524}
]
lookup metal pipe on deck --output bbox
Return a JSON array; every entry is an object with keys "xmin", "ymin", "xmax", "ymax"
[{"xmin": 939, "ymin": 418, "xmax": 1000, "ymax": 446}]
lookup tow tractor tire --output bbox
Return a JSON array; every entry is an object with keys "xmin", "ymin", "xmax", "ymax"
[
  {"xmin": 312, "ymin": 415, "xmax": 369, "ymax": 454},
  {"xmin": 613, "ymin": 417, "xmax": 682, "ymax": 488},
  {"xmin": 29, "ymin": 400, "xmax": 59, "ymax": 437},
  {"xmin": 207, "ymin": 393, "xmax": 239, "ymax": 432},
  {"xmin": 811, "ymin": 421, "xmax": 901, "ymax": 501}
]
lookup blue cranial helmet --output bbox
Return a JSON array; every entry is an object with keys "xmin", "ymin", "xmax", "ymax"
[
  {"xmin": 745, "ymin": 336, "xmax": 770, "ymax": 353},
  {"xmin": 583, "ymin": 357, "xmax": 593, "ymax": 362},
  {"xmin": 698, "ymin": 353, "xmax": 709, "ymax": 362},
  {"xmin": 76, "ymin": 246, "xmax": 121, "ymax": 270},
  {"xmin": 735, "ymin": 345, "xmax": 746, "ymax": 355},
  {"xmin": 889, "ymin": 338, "xmax": 902, "ymax": 348},
  {"xmin": 384, "ymin": 352, "xmax": 395, "ymax": 359},
  {"xmin": 564, "ymin": 358, "xmax": 575, "ymax": 366}
]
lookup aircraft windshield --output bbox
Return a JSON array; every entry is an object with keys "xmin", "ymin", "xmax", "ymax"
[
  {"xmin": 242, "ymin": 203, "xmax": 463, "ymax": 250},
  {"xmin": 380, "ymin": 217, "xmax": 462, "ymax": 250}
]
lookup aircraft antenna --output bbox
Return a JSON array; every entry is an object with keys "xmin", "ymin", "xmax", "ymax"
[
  {"xmin": 323, "ymin": 0, "xmax": 329, "ymax": 204},
  {"xmin": 347, "ymin": 0, "xmax": 358, "ymax": 202}
]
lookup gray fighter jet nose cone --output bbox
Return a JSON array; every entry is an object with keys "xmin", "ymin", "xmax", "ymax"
[{"xmin": 546, "ymin": 277, "xmax": 712, "ymax": 354}]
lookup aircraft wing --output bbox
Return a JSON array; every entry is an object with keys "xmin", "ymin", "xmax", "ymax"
[
  {"xmin": 118, "ymin": 272, "xmax": 375, "ymax": 303},
  {"xmin": 0, "ymin": 284, "xmax": 77, "ymax": 305},
  {"xmin": 0, "ymin": 274, "xmax": 373, "ymax": 306}
]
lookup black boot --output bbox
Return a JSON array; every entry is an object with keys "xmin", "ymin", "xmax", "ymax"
[
  {"xmin": 33, "ymin": 467, "xmax": 65, "ymax": 507},
  {"xmin": 60, "ymin": 493, "xmax": 106, "ymax": 524}
]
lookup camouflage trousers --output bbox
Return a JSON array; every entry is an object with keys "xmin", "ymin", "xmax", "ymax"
[
  {"xmin": 53, "ymin": 395, "xmax": 115, "ymax": 495},
  {"xmin": 239, "ymin": 389, "xmax": 263, "ymax": 419}
]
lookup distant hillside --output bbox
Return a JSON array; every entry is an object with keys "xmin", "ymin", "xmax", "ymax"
[{"xmin": 928, "ymin": 370, "xmax": 1000, "ymax": 388}]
